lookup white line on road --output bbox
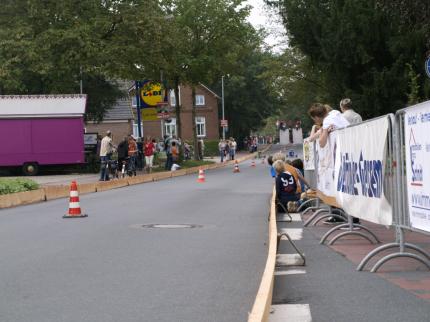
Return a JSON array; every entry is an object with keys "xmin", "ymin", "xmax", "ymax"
[
  {"xmin": 279, "ymin": 228, "xmax": 303, "ymax": 240},
  {"xmin": 274, "ymin": 268, "xmax": 306, "ymax": 276},
  {"xmin": 270, "ymin": 304, "xmax": 312, "ymax": 322}
]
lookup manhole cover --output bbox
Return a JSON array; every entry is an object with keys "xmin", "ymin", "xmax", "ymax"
[{"xmin": 138, "ymin": 224, "xmax": 202, "ymax": 229}]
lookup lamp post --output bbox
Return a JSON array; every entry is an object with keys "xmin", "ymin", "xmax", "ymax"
[{"xmin": 221, "ymin": 75, "xmax": 225, "ymax": 140}]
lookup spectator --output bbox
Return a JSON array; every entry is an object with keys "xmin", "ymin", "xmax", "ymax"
[
  {"xmin": 99, "ymin": 130, "xmax": 114, "ymax": 181},
  {"xmin": 267, "ymin": 155, "xmax": 276, "ymax": 178},
  {"xmin": 164, "ymin": 135, "xmax": 173, "ymax": 171},
  {"xmin": 274, "ymin": 160, "xmax": 301, "ymax": 212},
  {"xmin": 225, "ymin": 140, "xmax": 230, "ymax": 160},
  {"xmin": 218, "ymin": 139, "xmax": 227, "ymax": 162},
  {"xmin": 292, "ymin": 158, "xmax": 306, "ymax": 192},
  {"xmin": 144, "ymin": 137, "xmax": 156, "ymax": 173},
  {"xmin": 171, "ymin": 141, "xmax": 179, "ymax": 166},
  {"xmin": 308, "ymin": 103, "xmax": 351, "ymax": 224},
  {"xmin": 308, "ymin": 103, "xmax": 349, "ymax": 148},
  {"xmin": 229, "ymin": 138, "xmax": 237, "ymax": 160},
  {"xmin": 128, "ymin": 135, "xmax": 138, "ymax": 176},
  {"xmin": 340, "ymin": 98, "xmax": 362, "ymax": 125},
  {"xmin": 117, "ymin": 136, "xmax": 128, "ymax": 171}
]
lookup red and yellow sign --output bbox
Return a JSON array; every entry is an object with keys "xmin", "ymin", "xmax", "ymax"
[{"xmin": 140, "ymin": 81, "xmax": 165, "ymax": 107}]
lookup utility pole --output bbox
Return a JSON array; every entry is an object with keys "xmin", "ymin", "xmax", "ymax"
[{"xmin": 221, "ymin": 75, "xmax": 225, "ymax": 140}]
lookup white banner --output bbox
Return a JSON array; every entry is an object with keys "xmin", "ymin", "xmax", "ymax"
[
  {"xmin": 316, "ymin": 132, "xmax": 337, "ymax": 196},
  {"xmin": 303, "ymin": 138, "xmax": 315, "ymax": 170},
  {"xmin": 405, "ymin": 102, "xmax": 430, "ymax": 232},
  {"xmin": 334, "ymin": 117, "xmax": 392, "ymax": 225}
]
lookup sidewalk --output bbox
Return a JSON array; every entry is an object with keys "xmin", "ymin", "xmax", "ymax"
[
  {"xmin": 1, "ymin": 151, "xmax": 252, "ymax": 187},
  {"xmin": 270, "ymin": 209, "xmax": 430, "ymax": 321}
]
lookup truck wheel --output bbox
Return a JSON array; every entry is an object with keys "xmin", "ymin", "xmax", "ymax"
[{"xmin": 22, "ymin": 163, "xmax": 39, "ymax": 176}]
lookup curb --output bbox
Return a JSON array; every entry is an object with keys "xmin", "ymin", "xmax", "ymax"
[
  {"xmin": 248, "ymin": 186, "xmax": 277, "ymax": 322},
  {"xmin": 0, "ymin": 146, "xmax": 271, "ymax": 209}
]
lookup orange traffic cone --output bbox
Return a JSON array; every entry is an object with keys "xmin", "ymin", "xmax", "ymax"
[
  {"xmin": 233, "ymin": 160, "xmax": 240, "ymax": 173},
  {"xmin": 197, "ymin": 168, "xmax": 205, "ymax": 183},
  {"xmin": 63, "ymin": 181, "xmax": 88, "ymax": 218},
  {"xmin": 251, "ymin": 160, "xmax": 256, "ymax": 167}
]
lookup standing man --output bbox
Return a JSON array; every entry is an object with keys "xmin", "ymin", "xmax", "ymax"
[
  {"xmin": 99, "ymin": 130, "xmax": 114, "ymax": 181},
  {"xmin": 340, "ymin": 98, "xmax": 362, "ymax": 125},
  {"xmin": 229, "ymin": 138, "xmax": 237, "ymax": 160},
  {"xmin": 164, "ymin": 135, "xmax": 172, "ymax": 170},
  {"xmin": 144, "ymin": 137, "xmax": 155, "ymax": 173}
]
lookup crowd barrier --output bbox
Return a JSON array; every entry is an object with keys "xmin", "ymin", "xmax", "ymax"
[{"xmin": 302, "ymin": 102, "xmax": 430, "ymax": 272}]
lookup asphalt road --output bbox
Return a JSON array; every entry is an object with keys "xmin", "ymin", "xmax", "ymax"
[{"xmin": 0, "ymin": 158, "xmax": 273, "ymax": 322}]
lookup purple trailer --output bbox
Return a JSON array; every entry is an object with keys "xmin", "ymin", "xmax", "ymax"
[{"xmin": 0, "ymin": 95, "xmax": 87, "ymax": 175}]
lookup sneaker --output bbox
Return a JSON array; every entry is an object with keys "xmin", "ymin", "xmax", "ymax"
[
  {"xmin": 323, "ymin": 217, "xmax": 345, "ymax": 225},
  {"xmin": 352, "ymin": 217, "xmax": 361, "ymax": 225}
]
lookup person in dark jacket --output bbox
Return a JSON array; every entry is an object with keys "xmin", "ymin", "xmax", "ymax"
[{"xmin": 117, "ymin": 136, "xmax": 128, "ymax": 169}]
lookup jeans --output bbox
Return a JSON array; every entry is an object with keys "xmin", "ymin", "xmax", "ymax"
[
  {"xmin": 220, "ymin": 150, "xmax": 224, "ymax": 162},
  {"xmin": 100, "ymin": 156, "xmax": 110, "ymax": 181},
  {"xmin": 229, "ymin": 150, "xmax": 235, "ymax": 160},
  {"xmin": 165, "ymin": 154, "xmax": 173, "ymax": 170}
]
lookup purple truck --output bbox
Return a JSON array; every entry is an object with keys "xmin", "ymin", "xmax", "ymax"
[{"xmin": 0, "ymin": 94, "xmax": 87, "ymax": 175}]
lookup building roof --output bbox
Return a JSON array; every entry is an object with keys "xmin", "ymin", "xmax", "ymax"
[
  {"xmin": 103, "ymin": 97, "xmax": 134, "ymax": 121},
  {"xmin": 0, "ymin": 94, "xmax": 87, "ymax": 118},
  {"xmin": 199, "ymin": 83, "xmax": 221, "ymax": 99}
]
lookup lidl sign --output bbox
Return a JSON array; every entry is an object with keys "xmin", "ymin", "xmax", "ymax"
[{"xmin": 140, "ymin": 81, "xmax": 166, "ymax": 107}]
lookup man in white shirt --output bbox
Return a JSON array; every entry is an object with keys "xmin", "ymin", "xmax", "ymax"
[
  {"xmin": 99, "ymin": 130, "xmax": 114, "ymax": 181},
  {"xmin": 340, "ymin": 98, "xmax": 362, "ymax": 124},
  {"xmin": 308, "ymin": 103, "xmax": 349, "ymax": 148}
]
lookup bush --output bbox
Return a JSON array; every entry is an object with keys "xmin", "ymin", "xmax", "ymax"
[
  {"xmin": 204, "ymin": 140, "xmax": 219, "ymax": 157},
  {"xmin": 0, "ymin": 179, "xmax": 40, "ymax": 195}
]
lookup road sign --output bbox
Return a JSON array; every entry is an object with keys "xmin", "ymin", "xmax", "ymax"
[
  {"xmin": 157, "ymin": 111, "xmax": 170, "ymax": 119},
  {"xmin": 220, "ymin": 119, "xmax": 228, "ymax": 127},
  {"xmin": 425, "ymin": 57, "xmax": 430, "ymax": 78}
]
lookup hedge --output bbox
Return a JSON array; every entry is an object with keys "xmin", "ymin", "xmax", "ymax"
[{"xmin": 0, "ymin": 179, "xmax": 40, "ymax": 195}]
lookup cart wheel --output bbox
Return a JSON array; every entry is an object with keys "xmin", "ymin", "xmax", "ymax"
[{"xmin": 22, "ymin": 162, "xmax": 39, "ymax": 176}]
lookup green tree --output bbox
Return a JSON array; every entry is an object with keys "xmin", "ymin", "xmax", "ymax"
[{"xmin": 268, "ymin": 0, "xmax": 429, "ymax": 118}]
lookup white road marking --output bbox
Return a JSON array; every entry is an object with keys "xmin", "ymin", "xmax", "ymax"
[
  {"xmin": 274, "ymin": 268, "xmax": 306, "ymax": 276},
  {"xmin": 279, "ymin": 228, "xmax": 303, "ymax": 240},
  {"xmin": 289, "ymin": 213, "xmax": 302, "ymax": 221},
  {"xmin": 270, "ymin": 304, "xmax": 312, "ymax": 322},
  {"xmin": 276, "ymin": 254, "xmax": 305, "ymax": 266}
]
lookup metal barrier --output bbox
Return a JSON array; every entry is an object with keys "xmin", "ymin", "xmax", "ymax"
[{"xmin": 358, "ymin": 105, "xmax": 430, "ymax": 272}]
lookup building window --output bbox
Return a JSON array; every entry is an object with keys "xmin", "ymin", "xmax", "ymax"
[
  {"xmin": 195, "ymin": 94, "xmax": 205, "ymax": 106},
  {"xmin": 163, "ymin": 117, "xmax": 177, "ymax": 137},
  {"xmin": 133, "ymin": 122, "xmax": 143, "ymax": 138},
  {"xmin": 195, "ymin": 116, "xmax": 206, "ymax": 137}
]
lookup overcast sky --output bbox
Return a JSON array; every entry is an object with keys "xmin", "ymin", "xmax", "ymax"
[{"xmin": 246, "ymin": 0, "xmax": 287, "ymax": 52}]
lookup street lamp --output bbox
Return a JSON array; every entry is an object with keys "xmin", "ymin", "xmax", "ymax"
[{"xmin": 221, "ymin": 75, "xmax": 225, "ymax": 140}]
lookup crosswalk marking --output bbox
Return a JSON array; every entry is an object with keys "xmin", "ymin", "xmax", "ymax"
[
  {"xmin": 269, "ymin": 304, "xmax": 312, "ymax": 322},
  {"xmin": 279, "ymin": 228, "xmax": 303, "ymax": 240}
]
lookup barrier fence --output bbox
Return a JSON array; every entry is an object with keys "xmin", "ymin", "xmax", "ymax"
[{"xmin": 302, "ymin": 102, "xmax": 430, "ymax": 272}]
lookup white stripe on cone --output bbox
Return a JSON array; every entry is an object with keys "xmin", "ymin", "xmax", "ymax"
[
  {"xmin": 69, "ymin": 202, "xmax": 81, "ymax": 209},
  {"xmin": 70, "ymin": 191, "xmax": 79, "ymax": 197}
]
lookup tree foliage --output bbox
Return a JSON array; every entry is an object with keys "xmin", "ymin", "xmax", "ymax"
[{"xmin": 266, "ymin": 0, "xmax": 430, "ymax": 121}]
